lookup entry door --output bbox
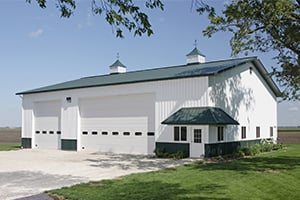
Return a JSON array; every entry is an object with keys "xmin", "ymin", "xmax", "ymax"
[{"xmin": 190, "ymin": 128, "xmax": 204, "ymax": 158}]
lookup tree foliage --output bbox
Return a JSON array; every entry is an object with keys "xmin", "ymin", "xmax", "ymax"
[
  {"xmin": 26, "ymin": 0, "xmax": 164, "ymax": 38},
  {"xmin": 196, "ymin": 0, "xmax": 300, "ymax": 100}
]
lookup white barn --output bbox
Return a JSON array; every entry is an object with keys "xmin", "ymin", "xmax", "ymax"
[{"xmin": 17, "ymin": 48, "xmax": 281, "ymax": 157}]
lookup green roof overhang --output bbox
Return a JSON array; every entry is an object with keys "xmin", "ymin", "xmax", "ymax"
[{"xmin": 161, "ymin": 107, "xmax": 239, "ymax": 125}]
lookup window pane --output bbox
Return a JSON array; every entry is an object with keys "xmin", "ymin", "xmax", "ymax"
[
  {"xmin": 256, "ymin": 127, "xmax": 260, "ymax": 138},
  {"xmin": 181, "ymin": 127, "xmax": 187, "ymax": 141},
  {"xmin": 242, "ymin": 126, "xmax": 246, "ymax": 139},
  {"xmin": 174, "ymin": 127, "xmax": 179, "ymax": 141},
  {"xmin": 270, "ymin": 127, "xmax": 273, "ymax": 137},
  {"xmin": 194, "ymin": 129, "xmax": 202, "ymax": 143},
  {"xmin": 217, "ymin": 127, "xmax": 224, "ymax": 141}
]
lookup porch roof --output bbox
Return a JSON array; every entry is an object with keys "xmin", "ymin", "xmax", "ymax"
[{"xmin": 161, "ymin": 107, "xmax": 239, "ymax": 125}]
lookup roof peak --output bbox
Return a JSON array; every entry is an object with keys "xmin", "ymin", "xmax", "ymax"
[
  {"xmin": 109, "ymin": 59, "xmax": 126, "ymax": 68},
  {"xmin": 186, "ymin": 47, "xmax": 205, "ymax": 57}
]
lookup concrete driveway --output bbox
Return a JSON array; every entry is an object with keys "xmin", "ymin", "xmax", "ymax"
[{"xmin": 0, "ymin": 149, "xmax": 194, "ymax": 200}]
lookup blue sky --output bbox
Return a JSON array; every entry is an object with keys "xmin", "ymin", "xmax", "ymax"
[{"xmin": 0, "ymin": 0, "xmax": 299, "ymax": 127}]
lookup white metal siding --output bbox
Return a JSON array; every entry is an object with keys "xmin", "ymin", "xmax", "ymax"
[{"xmin": 208, "ymin": 63, "xmax": 277, "ymax": 142}]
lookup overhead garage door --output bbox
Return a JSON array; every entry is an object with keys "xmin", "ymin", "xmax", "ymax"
[
  {"xmin": 34, "ymin": 100, "xmax": 61, "ymax": 149},
  {"xmin": 79, "ymin": 93, "xmax": 155, "ymax": 154}
]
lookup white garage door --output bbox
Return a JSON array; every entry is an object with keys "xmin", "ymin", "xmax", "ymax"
[
  {"xmin": 34, "ymin": 101, "xmax": 61, "ymax": 149},
  {"xmin": 79, "ymin": 93, "xmax": 155, "ymax": 154}
]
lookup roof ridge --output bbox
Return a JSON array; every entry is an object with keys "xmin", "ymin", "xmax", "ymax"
[{"xmin": 81, "ymin": 56, "xmax": 257, "ymax": 80}]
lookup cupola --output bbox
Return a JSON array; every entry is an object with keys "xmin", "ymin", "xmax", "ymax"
[
  {"xmin": 109, "ymin": 59, "xmax": 127, "ymax": 74},
  {"xmin": 186, "ymin": 42, "xmax": 206, "ymax": 64}
]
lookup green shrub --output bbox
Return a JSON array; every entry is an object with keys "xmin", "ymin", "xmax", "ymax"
[
  {"xmin": 235, "ymin": 150, "xmax": 245, "ymax": 158},
  {"xmin": 272, "ymin": 143, "xmax": 283, "ymax": 151},
  {"xmin": 236, "ymin": 141, "xmax": 284, "ymax": 158},
  {"xmin": 154, "ymin": 148, "xmax": 188, "ymax": 159}
]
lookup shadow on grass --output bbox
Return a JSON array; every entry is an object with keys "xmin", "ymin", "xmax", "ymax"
[
  {"xmin": 191, "ymin": 156, "xmax": 300, "ymax": 173},
  {"xmin": 52, "ymin": 180, "xmax": 230, "ymax": 200}
]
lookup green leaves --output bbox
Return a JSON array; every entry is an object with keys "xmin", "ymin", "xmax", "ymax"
[
  {"xmin": 27, "ymin": 0, "xmax": 164, "ymax": 38},
  {"xmin": 197, "ymin": 0, "xmax": 300, "ymax": 100}
]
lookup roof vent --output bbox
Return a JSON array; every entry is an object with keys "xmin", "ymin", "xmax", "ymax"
[
  {"xmin": 109, "ymin": 59, "xmax": 127, "ymax": 74},
  {"xmin": 186, "ymin": 42, "xmax": 205, "ymax": 64}
]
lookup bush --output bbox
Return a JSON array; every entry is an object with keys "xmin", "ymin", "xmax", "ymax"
[
  {"xmin": 154, "ymin": 148, "xmax": 188, "ymax": 159},
  {"xmin": 236, "ymin": 141, "xmax": 284, "ymax": 158}
]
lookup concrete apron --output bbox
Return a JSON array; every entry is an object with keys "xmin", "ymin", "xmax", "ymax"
[{"xmin": 0, "ymin": 149, "xmax": 196, "ymax": 200}]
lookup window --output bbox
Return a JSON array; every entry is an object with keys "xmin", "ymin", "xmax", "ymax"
[
  {"xmin": 147, "ymin": 132, "xmax": 155, "ymax": 136},
  {"xmin": 135, "ymin": 132, "xmax": 142, "ymax": 136},
  {"xmin": 174, "ymin": 127, "xmax": 180, "ymax": 141},
  {"xmin": 194, "ymin": 129, "xmax": 202, "ymax": 143},
  {"xmin": 112, "ymin": 132, "xmax": 119, "ymax": 135},
  {"xmin": 181, "ymin": 127, "xmax": 187, "ymax": 141},
  {"xmin": 174, "ymin": 126, "xmax": 187, "ymax": 141},
  {"xmin": 102, "ymin": 131, "xmax": 108, "ymax": 135},
  {"xmin": 123, "ymin": 132, "xmax": 130, "ymax": 136},
  {"xmin": 217, "ymin": 127, "xmax": 224, "ymax": 141},
  {"xmin": 49, "ymin": 131, "xmax": 54, "ymax": 134},
  {"xmin": 35, "ymin": 131, "xmax": 40, "ymax": 134},
  {"xmin": 82, "ymin": 131, "xmax": 88, "ymax": 135},
  {"xmin": 92, "ymin": 131, "xmax": 98, "ymax": 135},
  {"xmin": 42, "ymin": 131, "xmax": 47, "ymax": 134},
  {"xmin": 57, "ymin": 131, "xmax": 61, "ymax": 135},
  {"xmin": 241, "ymin": 126, "xmax": 246, "ymax": 139},
  {"xmin": 256, "ymin": 127, "xmax": 260, "ymax": 138},
  {"xmin": 270, "ymin": 127, "xmax": 273, "ymax": 137}
]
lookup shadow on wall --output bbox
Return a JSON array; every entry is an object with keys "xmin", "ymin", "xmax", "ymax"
[{"xmin": 209, "ymin": 70, "xmax": 254, "ymax": 141}]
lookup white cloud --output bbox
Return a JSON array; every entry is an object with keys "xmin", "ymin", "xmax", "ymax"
[
  {"xmin": 29, "ymin": 28, "xmax": 44, "ymax": 38},
  {"xmin": 288, "ymin": 106, "xmax": 299, "ymax": 111}
]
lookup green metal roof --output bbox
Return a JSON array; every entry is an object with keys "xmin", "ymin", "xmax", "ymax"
[
  {"xmin": 186, "ymin": 47, "xmax": 205, "ymax": 57},
  {"xmin": 110, "ymin": 59, "xmax": 126, "ymax": 68},
  {"xmin": 161, "ymin": 107, "xmax": 239, "ymax": 125},
  {"xmin": 16, "ymin": 57, "xmax": 281, "ymax": 96}
]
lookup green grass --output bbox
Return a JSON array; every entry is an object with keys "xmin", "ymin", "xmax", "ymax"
[
  {"xmin": 49, "ymin": 144, "xmax": 300, "ymax": 200},
  {"xmin": 0, "ymin": 143, "xmax": 21, "ymax": 151}
]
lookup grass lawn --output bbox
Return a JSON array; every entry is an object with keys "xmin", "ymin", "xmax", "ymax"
[
  {"xmin": 49, "ymin": 144, "xmax": 300, "ymax": 200},
  {"xmin": 0, "ymin": 143, "xmax": 21, "ymax": 151}
]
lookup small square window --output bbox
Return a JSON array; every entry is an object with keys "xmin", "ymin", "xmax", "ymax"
[
  {"xmin": 92, "ymin": 131, "xmax": 98, "ymax": 135},
  {"xmin": 57, "ymin": 131, "xmax": 61, "ymax": 135},
  {"xmin": 49, "ymin": 131, "xmax": 54, "ymax": 134},
  {"xmin": 256, "ymin": 127, "xmax": 260, "ymax": 138},
  {"xmin": 112, "ymin": 132, "xmax": 119, "ymax": 135},
  {"xmin": 82, "ymin": 131, "xmax": 88, "ymax": 135},
  {"xmin": 35, "ymin": 131, "xmax": 40, "ymax": 134},
  {"xmin": 102, "ymin": 131, "xmax": 108, "ymax": 135},
  {"xmin": 42, "ymin": 131, "xmax": 47, "ymax": 134},
  {"xmin": 123, "ymin": 132, "xmax": 130, "ymax": 136},
  {"xmin": 135, "ymin": 132, "xmax": 142, "ymax": 136}
]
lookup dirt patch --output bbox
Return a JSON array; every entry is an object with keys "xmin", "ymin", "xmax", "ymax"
[
  {"xmin": 278, "ymin": 132, "xmax": 300, "ymax": 144},
  {"xmin": 0, "ymin": 128, "xmax": 21, "ymax": 144}
]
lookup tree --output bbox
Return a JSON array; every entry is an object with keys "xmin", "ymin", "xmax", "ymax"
[
  {"xmin": 196, "ymin": 0, "xmax": 300, "ymax": 100},
  {"xmin": 27, "ymin": 0, "xmax": 300, "ymax": 100},
  {"xmin": 26, "ymin": 0, "xmax": 164, "ymax": 38}
]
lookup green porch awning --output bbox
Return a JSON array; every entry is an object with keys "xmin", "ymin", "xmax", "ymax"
[{"xmin": 161, "ymin": 107, "xmax": 239, "ymax": 125}]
